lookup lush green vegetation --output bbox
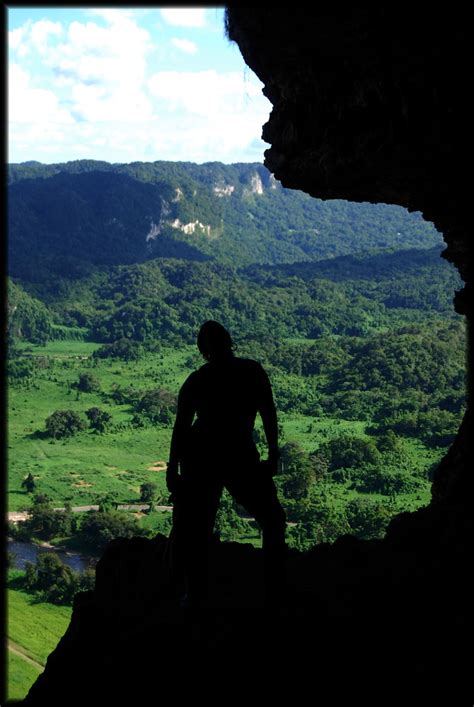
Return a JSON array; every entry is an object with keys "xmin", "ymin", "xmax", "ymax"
[
  {"xmin": 7, "ymin": 239, "xmax": 465, "ymax": 548},
  {"xmin": 22, "ymin": 551, "xmax": 95, "ymax": 604},
  {"xmin": 7, "ymin": 279, "xmax": 54, "ymax": 344}
]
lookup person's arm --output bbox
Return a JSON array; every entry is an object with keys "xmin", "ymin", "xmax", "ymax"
[
  {"xmin": 167, "ymin": 379, "xmax": 195, "ymax": 492},
  {"xmin": 258, "ymin": 365, "xmax": 280, "ymax": 473}
]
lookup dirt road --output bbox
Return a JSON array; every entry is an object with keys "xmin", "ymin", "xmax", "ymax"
[
  {"xmin": 7, "ymin": 504, "xmax": 173, "ymax": 523},
  {"xmin": 8, "ymin": 639, "xmax": 45, "ymax": 670}
]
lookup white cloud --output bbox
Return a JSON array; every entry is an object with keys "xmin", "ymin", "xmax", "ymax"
[
  {"xmin": 30, "ymin": 19, "xmax": 63, "ymax": 54},
  {"xmin": 70, "ymin": 82, "xmax": 154, "ymax": 123},
  {"xmin": 40, "ymin": 15, "xmax": 154, "ymax": 122},
  {"xmin": 160, "ymin": 8, "xmax": 207, "ymax": 28},
  {"xmin": 61, "ymin": 16, "xmax": 152, "ymax": 70},
  {"xmin": 143, "ymin": 110, "xmax": 269, "ymax": 163},
  {"xmin": 148, "ymin": 70, "xmax": 266, "ymax": 118},
  {"xmin": 9, "ymin": 63, "xmax": 74, "ymax": 125},
  {"xmin": 87, "ymin": 8, "xmax": 137, "ymax": 23},
  {"xmin": 145, "ymin": 69, "xmax": 271, "ymax": 162},
  {"xmin": 8, "ymin": 21, "xmax": 31, "ymax": 57},
  {"xmin": 171, "ymin": 38, "xmax": 198, "ymax": 55},
  {"xmin": 8, "ymin": 8, "xmax": 271, "ymax": 164},
  {"xmin": 9, "ymin": 26, "xmax": 24, "ymax": 50},
  {"xmin": 9, "ymin": 24, "xmax": 27, "ymax": 49}
]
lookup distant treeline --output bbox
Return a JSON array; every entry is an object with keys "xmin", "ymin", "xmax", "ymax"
[{"xmin": 8, "ymin": 245, "xmax": 461, "ymax": 348}]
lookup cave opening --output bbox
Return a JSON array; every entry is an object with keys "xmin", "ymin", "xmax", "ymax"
[{"xmin": 7, "ymin": 7, "xmax": 472, "ymax": 703}]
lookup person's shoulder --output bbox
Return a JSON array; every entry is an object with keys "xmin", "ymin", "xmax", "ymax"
[
  {"xmin": 191, "ymin": 363, "xmax": 211, "ymax": 379},
  {"xmin": 235, "ymin": 356, "xmax": 259, "ymax": 365},
  {"xmin": 235, "ymin": 357, "xmax": 266, "ymax": 373},
  {"xmin": 181, "ymin": 366, "xmax": 206, "ymax": 388}
]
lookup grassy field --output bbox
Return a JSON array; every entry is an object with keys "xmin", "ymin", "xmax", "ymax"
[
  {"xmin": 8, "ymin": 343, "xmax": 195, "ymax": 511},
  {"xmin": 7, "ymin": 651, "xmax": 42, "ymax": 702},
  {"xmin": 6, "ymin": 571, "xmax": 72, "ymax": 701}
]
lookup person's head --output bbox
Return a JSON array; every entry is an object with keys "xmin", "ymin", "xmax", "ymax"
[{"xmin": 197, "ymin": 321, "xmax": 234, "ymax": 361}]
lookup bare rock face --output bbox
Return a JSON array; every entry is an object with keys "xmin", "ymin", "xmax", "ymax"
[{"xmin": 225, "ymin": 7, "xmax": 472, "ymax": 504}]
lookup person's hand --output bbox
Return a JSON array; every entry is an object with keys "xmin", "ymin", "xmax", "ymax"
[
  {"xmin": 166, "ymin": 462, "xmax": 180, "ymax": 494},
  {"xmin": 267, "ymin": 448, "xmax": 280, "ymax": 477},
  {"xmin": 261, "ymin": 457, "xmax": 279, "ymax": 477}
]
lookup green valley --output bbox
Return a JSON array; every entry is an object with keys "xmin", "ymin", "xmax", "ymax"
[
  {"xmin": 7, "ymin": 159, "xmax": 467, "ymax": 698},
  {"xmin": 7, "ymin": 160, "xmax": 466, "ymax": 549}
]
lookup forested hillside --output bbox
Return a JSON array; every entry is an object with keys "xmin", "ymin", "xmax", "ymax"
[
  {"xmin": 8, "ymin": 245, "xmax": 461, "ymax": 348},
  {"xmin": 9, "ymin": 160, "xmax": 443, "ymax": 285}
]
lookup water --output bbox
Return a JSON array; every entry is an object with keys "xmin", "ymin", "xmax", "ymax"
[{"xmin": 7, "ymin": 538, "xmax": 97, "ymax": 573}]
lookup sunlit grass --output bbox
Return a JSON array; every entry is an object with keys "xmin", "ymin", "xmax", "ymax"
[
  {"xmin": 7, "ymin": 574, "xmax": 72, "ymax": 666},
  {"xmin": 6, "ymin": 571, "xmax": 73, "ymax": 700},
  {"xmin": 7, "ymin": 650, "xmax": 42, "ymax": 702}
]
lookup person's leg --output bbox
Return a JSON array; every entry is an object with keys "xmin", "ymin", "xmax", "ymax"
[
  {"xmin": 171, "ymin": 469, "xmax": 223, "ymax": 605},
  {"xmin": 224, "ymin": 466, "xmax": 287, "ymax": 602}
]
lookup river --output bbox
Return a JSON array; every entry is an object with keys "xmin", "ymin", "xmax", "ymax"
[{"xmin": 7, "ymin": 538, "xmax": 97, "ymax": 573}]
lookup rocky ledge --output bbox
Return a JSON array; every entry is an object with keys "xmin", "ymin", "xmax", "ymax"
[{"xmin": 23, "ymin": 497, "xmax": 471, "ymax": 704}]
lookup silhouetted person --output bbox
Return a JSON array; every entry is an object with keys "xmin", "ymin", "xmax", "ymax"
[{"xmin": 166, "ymin": 320, "xmax": 287, "ymax": 607}]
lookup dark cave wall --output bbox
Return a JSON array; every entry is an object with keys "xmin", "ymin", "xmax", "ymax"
[
  {"xmin": 225, "ymin": 8, "xmax": 472, "ymax": 307},
  {"xmin": 225, "ymin": 6, "xmax": 472, "ymax": 504}
]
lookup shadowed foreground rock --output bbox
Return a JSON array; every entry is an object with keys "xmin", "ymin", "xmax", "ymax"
[{"xmin": 23, "ymin": 501, "xmax": 471, "ymax": 704}]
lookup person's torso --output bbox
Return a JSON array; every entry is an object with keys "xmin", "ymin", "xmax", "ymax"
[{"xmin": 184, "ymin": 357, "xmax": 264, "ymax": 462}]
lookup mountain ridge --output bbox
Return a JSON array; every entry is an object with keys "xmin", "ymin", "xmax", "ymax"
[{"xmin": 8, "ymin": 160, "xmax": 443, "ymax": 286}]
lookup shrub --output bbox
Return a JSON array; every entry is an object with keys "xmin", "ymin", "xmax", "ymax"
[
  {"xmin": 21, "ymin": 472, "xmax": 36, "ymax": 493},
  {"xmin": 22, "ymin": 495, "xmax": 75, "ymax": 540},
  {"xmin": 110, "ymin": 385, "xmax": 142, "ymax": 405},
  {"xmin": 23, "ymin": 553, "xmax": 95, "ymax": 605},
  {"xmin": 93, "ymin": 338, "xmax": 142, "ymax": 361},
  {"xmin": 279, "ymin": 441, "xmax": 317, "ymax": 500},
  {"xmin": 318, "ymin": 435, "xmax": 381, "ymax": 471},
  {"xmin": 79, "ymin": 510, "xmax": 144, "ymax": 551},
  {"xmin": 85, "ymin": 407, "xmax": 112, "ymax": 433},
  {"xmin": 77, "ymin": 372, "xmax": 101, "ymax": 393},
  {"xmin": 134, "ymin": 388, "xmax": 177, "ymax": 425},
  {"xmin": 8, "ymin": 358, "xmax": 34, "ymax": 381},
  {"xmin": 139, "ymin": 482, "xmax": 158, "ymax": 503},
  {"xmin": 345, "ymin": 498, "xmax": 395, "ymax": 540},
  {"xmin": 45, "ymin": 409, "xmax": 86, "ymax": 439},
  {"xmin": 353, "ymin": 466, "xmax": 422, "ymax": 495}
]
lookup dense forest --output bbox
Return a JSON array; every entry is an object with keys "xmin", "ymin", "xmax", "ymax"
[{"xmin": 7, "ymin": 159, "xmax": 467, "ymax": 565}]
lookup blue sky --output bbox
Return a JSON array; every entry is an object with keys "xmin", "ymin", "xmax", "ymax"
[{"xmin": 7, "ymin": 7, "xmax": 272, "ymax": 164}]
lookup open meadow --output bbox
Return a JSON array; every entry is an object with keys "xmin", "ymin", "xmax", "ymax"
[{"xmin": 8, "ymin": 342, "xmax": 193, "ymax": 512}]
